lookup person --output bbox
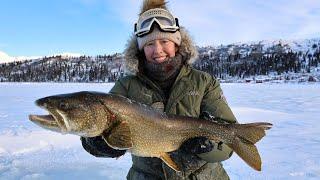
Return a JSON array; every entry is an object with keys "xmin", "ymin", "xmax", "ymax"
[{"xmin": 80, "ymin": 0, "xmax": 237, "ymax": 179}]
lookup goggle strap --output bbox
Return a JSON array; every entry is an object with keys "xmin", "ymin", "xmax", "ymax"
[
  {"xmin": 175, "ymin": 18, "xmax": 179, "ymax": 28},
  {"xmin": 134, "ymin": 23, "xmax": 137, "ymax": 33}
]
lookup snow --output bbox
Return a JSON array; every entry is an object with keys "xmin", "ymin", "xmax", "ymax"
[
  {"xmin": 230, "ymin": 37, "xmax": 320, "ymax": 55},
  {"xmin": 0, "ymin": 51, "xmax": 82, "ymax": 64},
  {"xmin": 0, "ymin": 51, "xmax": 42, "ymax": 64},
  {"xmin": 0, "ymin": 83, "xmax": 320, "ymax": 179}
]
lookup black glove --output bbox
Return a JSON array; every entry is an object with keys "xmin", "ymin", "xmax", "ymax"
[
  {"xmin": 81, "ymin": 136, "xmax": 126, "ymax": 158},
  {"xmin": 180, "ymin": 136, "xmax": 214, "ymax": 154}
]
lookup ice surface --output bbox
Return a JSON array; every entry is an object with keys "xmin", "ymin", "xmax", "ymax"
[{"xmin": 0, "ymin": 83, "xmax": 319, "ymax": 179}]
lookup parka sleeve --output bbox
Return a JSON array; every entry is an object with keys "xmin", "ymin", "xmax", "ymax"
[
  {"xmin": 200, "ymin": 76, "xmax": 237, "ymax": 123},
  {"xmin": 80, "ymin": 78, "xmax": 129, "ymax": 158},
  {"xmin": 198, "ymin": 75, "xmax": 237, "ymax": 162}
]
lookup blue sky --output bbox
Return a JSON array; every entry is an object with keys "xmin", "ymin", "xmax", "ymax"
[{"xmin": 1, "ymin": 0, "xmax": 320, "ymax": 60}]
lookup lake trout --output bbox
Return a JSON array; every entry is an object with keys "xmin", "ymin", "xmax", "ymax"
[{"xmin": 29, "ymin": 91, "xmax": 272, "ymax": 171}]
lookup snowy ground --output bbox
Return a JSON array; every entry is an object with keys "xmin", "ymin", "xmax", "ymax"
[{"xmin": 0, "ymin": 83, "xmax": 319, "ymax": 179}]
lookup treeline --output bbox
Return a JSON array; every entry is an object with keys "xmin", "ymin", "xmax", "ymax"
[
  {"xmin": 194, "ymin": 47, "xmax": 320, "ymax": 79},
  {"xmin": 0, "ymin": 54, "xmax": 124, "ymax": 82}
]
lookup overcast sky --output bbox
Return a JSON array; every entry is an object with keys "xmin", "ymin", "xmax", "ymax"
[{"xmin": 1, "ymin": 0, "xmax": 319, "ymax": 61}]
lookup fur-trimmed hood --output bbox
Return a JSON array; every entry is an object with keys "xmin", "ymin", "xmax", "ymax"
[
  {"xmin": 123, "ymin": 28, "xmax": 198, "ymax": 75},
  {"xmin": 123, "ymin": 0, "xmax": 198, "ymax": 75}
]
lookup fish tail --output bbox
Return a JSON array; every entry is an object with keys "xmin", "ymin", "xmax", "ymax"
[{"xmin": 226, "ymin": 122, "xmax": 272, "ymax": 171}]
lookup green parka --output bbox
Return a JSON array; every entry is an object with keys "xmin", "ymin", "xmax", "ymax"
[{"xmin": 112, "ymin": 65, "xmax": 237, "ymax": 180}]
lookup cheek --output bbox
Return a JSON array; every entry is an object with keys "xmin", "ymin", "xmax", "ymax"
[
  {"xmin": 166, "ymin": 47, "xmax": 176, "ymax": 58},
  {"xmin": 164, "ymin": 42, "xmax": 177, "ymax": 58},
  {"xmin": 143, "ymin": 47, "xmax": 153, "ymax": 62}
]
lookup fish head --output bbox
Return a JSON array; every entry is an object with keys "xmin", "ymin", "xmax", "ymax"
[{"xmin": 29, "ymin": 91, "xmax": 114, "ymax": 137}]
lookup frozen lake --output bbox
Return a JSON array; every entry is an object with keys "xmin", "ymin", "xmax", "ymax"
[{"xmin": 0, "ymin": 82, "xmax": 319, "ymax": 179}]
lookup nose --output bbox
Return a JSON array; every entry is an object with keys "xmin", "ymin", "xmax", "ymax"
[
  {"xmin": 152, "ymin": 41, "xmax": 167, "ymax": 63},
  {"xmin": 153, "ymin": 41, "xmax": 164, "ymax": 55}
]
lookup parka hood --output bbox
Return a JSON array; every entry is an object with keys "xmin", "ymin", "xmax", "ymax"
[
  {"xmin": 123, "ymin": 27, "xmax": 198, "ymax": 75},
  {"xmin": 123, "ymin": 0, "xmax": 198, "ymax": 75}
]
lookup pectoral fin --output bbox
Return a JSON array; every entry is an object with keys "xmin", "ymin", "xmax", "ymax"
[
  {"xmin": 160, "ymin": 152, "xmax": 180, "ymax": 172},
  {"xmin": 102, "ymin": 121, "xmax": 132, "ymax": 150}
]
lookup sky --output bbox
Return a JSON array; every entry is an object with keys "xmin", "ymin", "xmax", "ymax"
[{"xmin": 1, "ymin": 0, "xmax": 320, "ymax": 62}]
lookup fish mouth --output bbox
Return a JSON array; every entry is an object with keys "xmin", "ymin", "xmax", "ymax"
[
  {"xmin": 29, "ymin": 114, "xmax": 56, "ymax": 123},
  {"xmin": 29, "ymin": 99, "xmax": 67, "ymax": 133},
  {"xmin": 29, "ymin": 114, "xmax": 64, "ymax": 133}
]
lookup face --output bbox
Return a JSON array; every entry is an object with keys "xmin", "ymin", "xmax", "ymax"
[{"xmin": 143, "ymin": 39, "xmax": 177, "ymax": 63}]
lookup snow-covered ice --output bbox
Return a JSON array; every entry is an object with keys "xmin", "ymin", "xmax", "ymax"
[{"xmin": 0, "ymin": 83, "xmax": 319, "ymax": 179}]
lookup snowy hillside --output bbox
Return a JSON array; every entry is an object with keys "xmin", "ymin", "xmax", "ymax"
[
  {"xmin": 202, "ymin": 38, "xmax": 320, "ymax": 57},
  {"xmin": 196, "ymin": 38, "xmax": 320, "ymax": 83},
  {"xmin": 261, "ymin": 38, "xmax": 320, "ymax": 55},
  {"xmin": 0, "ymin": 54, "xmax": 124, "ymax": 82},
  {"xmin": 1, "ymin": 37, "xmax": 320, "ymax": 83}
]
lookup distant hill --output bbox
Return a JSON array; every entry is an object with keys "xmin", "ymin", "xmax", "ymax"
[
  {"xmin": 1, "ymin": 38, "xmax": 319, "ymax": 83},
  {"xmin": 0, "ymin": 54, "xmax": 124, "ymax": 82},
  {"xmin": 195, "ymin": 38, "xmax": 320, "ymax": 83}
]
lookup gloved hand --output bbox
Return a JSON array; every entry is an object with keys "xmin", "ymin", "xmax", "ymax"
[
  {"xmin": 81, "ymin": 136, "xmax": 126, "ymax": 158},
  {"xmin": 180, "ymin": 136, "xmax": 214, "ymax": 154}
]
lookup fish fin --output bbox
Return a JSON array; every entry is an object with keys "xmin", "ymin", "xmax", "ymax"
[
  {"xmin": 102, "ymin": 121, "xmax": 132, "ymax": 150},
  {"xmin": 160, "ymin": 152, "xmax": 181, "ymax": 172},
  {"xmin": 227, "ymin": 137, "xmax": 262, "ymax": 171},
  {"xmin": 236, "ymin": 122, "xmax": 273, "ymax": 144},
  {"xmin": 226, "ymin": 122, "xmax": 272, "ymax": 171}
]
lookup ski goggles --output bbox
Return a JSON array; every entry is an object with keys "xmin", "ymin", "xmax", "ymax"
[{"xmin": 134, "ymin": 8, "xmax": 180, "ymax": 37}]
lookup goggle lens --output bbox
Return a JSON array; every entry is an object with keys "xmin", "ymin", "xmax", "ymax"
[
  {"xmin": 140, "ymin": 17, "xmax": 173, "ymax": 30},
  {"xmin": 135, "ymin": 17, "xmax": 179, "ymax": 37}
]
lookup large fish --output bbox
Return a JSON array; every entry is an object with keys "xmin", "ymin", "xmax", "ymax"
[{"xmin": 29, "ymin": 91, "xmax": 272, "ymax": 171}]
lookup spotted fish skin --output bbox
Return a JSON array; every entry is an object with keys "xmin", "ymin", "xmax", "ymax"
[{"xmin": 29, "ymin": 91, "xmax": 272, "ymax": 171}]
